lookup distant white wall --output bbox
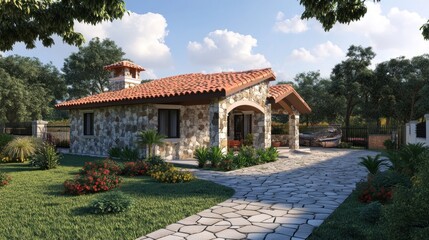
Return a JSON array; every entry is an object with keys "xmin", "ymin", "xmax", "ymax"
[{"xmin": 406, "ymin": 114, "xmax": 429, "ymax": 146}]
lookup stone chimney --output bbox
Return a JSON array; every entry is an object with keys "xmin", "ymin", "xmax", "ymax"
[{"xmin": 104, "ymin": 61, "xmax": 145, "ymax": 91}]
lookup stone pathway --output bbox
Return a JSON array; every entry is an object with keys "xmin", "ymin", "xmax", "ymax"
[{"xmin": 138, "ymin": 148, "xmax": 376, "ymax": 240}]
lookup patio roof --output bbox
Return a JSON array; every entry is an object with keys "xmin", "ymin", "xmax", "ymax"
[{"xmin": 268, "ymin": 84, "xmax": 311, "ymax": 114}]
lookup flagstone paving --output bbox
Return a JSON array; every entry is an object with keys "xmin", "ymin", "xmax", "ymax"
[{"xmin": 138, "ymin": 148, "xmax": 376, "ymax": 240}]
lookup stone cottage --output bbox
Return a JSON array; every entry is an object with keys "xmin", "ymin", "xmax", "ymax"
[{"xmin": 56, "ymin": 61, "xmax": 311, "ymax": 159}]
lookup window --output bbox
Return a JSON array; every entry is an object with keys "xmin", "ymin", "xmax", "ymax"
[
  {"xmin": 83, "ymin": 113, "xmax": 94, "ymax": 136},
  {"xmin": 158, "ymin": 109, "xmax": 180, "ymax": 138}
]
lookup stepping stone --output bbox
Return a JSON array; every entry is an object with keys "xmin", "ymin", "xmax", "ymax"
[
  {"xmin": 237, "ymin": 225, "xmax": 272, "ymax": 233},
  {"xmin": 198, "ymin": 217, "xmax": 221, "ymax": 225},
  {"xmin": 236, "ymin": 210, "xmax": 260, "ymax": 216},
  {"xmin": 187, "ymin": 231, "xmax": 216, "ymax": 240},
  {"xmin": 206, "ymin": 225, "xmax": 229, "ymax": 233},
  {"xmin": 308, "ymin": 219, "xmax": 324, "ymax": 227},
  {"xmin": 158, "ymin": 236, "xmax": 184, "ymax": 240},
  {"xmin": 259, "ymin": 209, "xmax": 288, "ymax": 217},
  {"xmin": 248, "ymin": 213, "xmax": 272, "ymax": 223},
  {"xmin": 146, "ymin": 229, "xmax": 174, "ymax": 239},
  {"xmin": 212, "ymin": 207, "xmax": 235, "ymax": 214},
  {"xmin": 198, "ymin": 211, "xmax": 224, "ymax": 219},
  {"xmin": 216, "ymin": 229, "xmax": 246, "ymax": 239},
  {"xmin": 265, "ymin": 233, "xmax": 291, "ymax": 240},
  {"xmin": 222, "ymin": 212, "xmax": 241, "ymax": 218},
  {"xmin": 275, "ymin": 226, "xmax": 296, "ymax": 236},
  {"xmin": 179, "ymin": 225, "xmax": 206, "ymax": 234},
  {"xmin": 294, "ymin": 224, "xmax": 314, "ymax": 238},
  {"xmin": 178, "ymin": 215, "xmax": 200, "ymax": 225},
  {"xmin": 247, "ymin": 233, "xmax": 268, "ymax": 240},
  {"xmin": 275, "ymin": 217, "xmax": 307, "ymax": 224},
  {"xmin": 166, "ymin": 223, "xmax": 184, "ymax": 232},
  {"xmin": 227, "ymin": 217, "xmax": 251, "ymax": 226}
]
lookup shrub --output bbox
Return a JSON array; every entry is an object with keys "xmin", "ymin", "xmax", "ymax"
[
  {"xmin": 237, "ymin": 146, "xmax": 258, "ymax": 166},
  {"xmin": 383, "ymin": 139, "xmax": 396, "ymax": 150},
  {"xmin": 2, "ymin": 137, "xmax": 38, "ymax": 162},
  {"xmin": 0, "ymin": 172, "xmax": 11, "ymax": 187},
  {"xmin": 243, "ymin": 133, "xmax": 253, "ymax": 146},
  {"xmin": 265, "ymin": 147, "xmax": 279, "ymax": 162},
  {"xmin": 145, "ymin": 155, "xmax": 165, "ymax": 166},
  {"xmin": 147, "ymin": 161, "xmax": 174, "ymax": 175},
  {"xmin": 209, "ymin": 146, "xmax": 223, "ymax": 168},
  {"xmin": 80, "ymin": 159, "xmax": 122, "ymax": 176},
  {"xmin": 0, "ymin": 134, "xmax": 14, "ymax": 151},
  {"xmin": 194, "ymin": 146, "xmax": 209, "ymax": 168},
  {"xmin": 382, "ymin": 159, "xmax": 429, "ymax": 240},
  {"xmin": 150, "ymin": 166, "xmax": 195, "ymax": 183},
  {"xmin": 89, "ymin": 191, "xmax": 133, "ymax": 214},
  {"xmin": 359, "ymin": 154, "xmax": 386, "ymax": 176},
  {"xmin": 121, "ymin": 161, "xmax": 149, "ymax": 176},
  {"xmin": 108, "ymin": 147, "xmax": 122, "ymax": 159},
  {"xmin": 220, "ymin": 150, "xmax": 235, "ymax": 171},
  {"xmin": 119, "ymin": 147, "xmax": 139, "ymax": 161},
  {"xmin": 337, "ymin": 142, "xmax": 352, "ymax": 148},
  {"xmin": 30, "ymin": 142, "xmax": 61, "ymax": 170},
  {"xmin": 64, "ymin": 171, "xmax": 122, "ymax": 195},
  {"xmin": 356, "ymin": 181, "xmax": 393, "ymax": 204},
  {"xmin": 360, "ymin": 201, "xmax": 382, "ymax": 223},
  {"xmin": 383, "ymin": 143, "xmax": 429, "ymax": 177}
]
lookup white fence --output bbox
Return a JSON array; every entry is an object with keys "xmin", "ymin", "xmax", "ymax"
[{"xmin": 406, "ymin": 114, "xmax": 429, "ymax": 146}]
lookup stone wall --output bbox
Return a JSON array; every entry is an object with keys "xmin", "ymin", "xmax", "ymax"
[
  {"xmin": 210, "ymin": 81, "xmax": 272, "ymax": 152},
  {"xmin": 70, "ymin": 104, "xmax": 210, "ymax": 160}
]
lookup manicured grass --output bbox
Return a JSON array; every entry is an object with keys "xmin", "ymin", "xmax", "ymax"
[
  {"xmin": 0, "ymin": 154, "xmax": 234, "ymax": 240},
  {"xmin": 308, "ymin": 191, "xmax": 387, "ymax": 240}
]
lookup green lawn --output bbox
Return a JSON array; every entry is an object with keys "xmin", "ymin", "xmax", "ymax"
[
  {"xmin": 308, "ymin": 191, "xmax": 386, "ymax": 240},
  {"xmin": 0, "ymin": 154, "xmax": 234, "ymax": 240}
]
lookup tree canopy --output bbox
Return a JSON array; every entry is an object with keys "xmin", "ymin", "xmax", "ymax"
[
  {"xmin": 299, "ymin": 0, "xmax": 429, "ymax": 40},
  {"xmin": 63, "ymin": 38, "xmax": 125, "ymax": 99},
  {"xmin": 0, "ymin": 0, "xmax": 126, "ymax": 51}
]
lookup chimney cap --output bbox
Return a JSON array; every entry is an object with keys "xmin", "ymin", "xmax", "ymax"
[{"xmin": 104, "ymin": 60, "xmax": 145, "ymax": 71}]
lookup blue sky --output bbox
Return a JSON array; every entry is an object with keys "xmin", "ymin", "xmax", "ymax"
[{"xmin": 4, "ymin": 0, "xmax": 429, "ymax": 82}]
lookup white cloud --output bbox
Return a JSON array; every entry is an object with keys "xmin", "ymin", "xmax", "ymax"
[
  {"xmin": 187, "ymin": 29, "xmax": 271, "ymax": 71},
  {"xmin": 75, "ymin": 12, "xmax": 172, "ymax": 69},
  {"xmin": 290, "ymin": 41, "xmax": 344, "ymax": 62},
  {"xmin": 336, "ymin": 2, "xmax": 429, "ymax": 60},
  {"xmin": 274, "ymin": 12, "xmax": 308, "ymax": 33}
]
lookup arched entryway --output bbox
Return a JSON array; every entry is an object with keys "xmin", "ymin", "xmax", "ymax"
[{"xmin": 226, "ymin": 100, "xmax": 267, "ymax": 149}]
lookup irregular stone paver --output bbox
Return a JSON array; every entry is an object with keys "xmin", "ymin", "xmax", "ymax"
[{"xmin": 138, "ymin": 148, "xmax": 375, "ymax": 239}]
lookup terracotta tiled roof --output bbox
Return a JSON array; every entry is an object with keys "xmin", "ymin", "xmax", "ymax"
[
  {"xmin": 269, "ymin": 84, "xmax": 311, "ymax": 114},
  {"xmin": 104, "ymin": 61, "xmax": 145, "ymax": 71},
  {"xmin": 56, "ymin": 68, "xmax": 275, "ymax": 109}
]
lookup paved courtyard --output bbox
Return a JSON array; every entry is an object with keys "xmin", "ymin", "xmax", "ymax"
[{"xmin": 138, "ymin": 148, "xmax": 376, "ymax": 240}]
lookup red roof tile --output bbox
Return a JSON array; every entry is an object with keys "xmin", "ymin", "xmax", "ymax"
[
  {"xmin": 56, "ymin": 68, "xmax": 275, "ymax": 109},
  {"xmin": 104, "ymin": 61, "xmax": 145, "ymax": 71}
]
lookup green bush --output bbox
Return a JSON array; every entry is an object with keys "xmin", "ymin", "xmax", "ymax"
[
  {"xmin": 31, "ymin": 142, "xmax": 61, "ymax": 170},
  {"xmin": 372, "ymin": 170, "xmax": 411, "ymax": 189},
  {"xmin": 2, "ymin": 137, "xmax": 39, "ymax": 162},
  {"xmin": 383, "ymin": 139, "xmax": 396, "ymax": 150},
  {"xmin": 108, "ymin": 147, "xmax": 122, "ymax": 159},
  {"xmin": 145, "ymin": 155, "xmax": 165, "ymax": 166},
  {"xmin": 0, "ymin": 134, "xmax": 14, "ymax": 151},
  {"xmin": 359, "ymin": 154, "xmax": 386, "ymax": 175},
  {"xmin": 337, "ymin": 142, "xmax": 352, "ymax": 148},
  {"xmin": 119, "ymin": 146, "xmax": 139, "ymax": 161},
  {"xmin": 88, "ymin": 191, "xmax": 133, "ymax": 214},
  {"xmin": 382, "ymin": 157, "xmax": 429, "ymax": 240},
  {"xmin": 265, "ymin": 147, "xmax": 279, "ymax": 162},
  {"xmin": 220, "ymin": 150, "xmax": 235, "ymax": 171},
  {"xmin": 237, "ymin": 146, "xmax": 258, "ymax": 166},
  {"xmin": 209, "ymin": 146, "xmax": 223, "ymax": 168},
  {"xmin": 383, "ymin": 143, "xmax": 429, "ymax": 177},
  {"xmin": 243, "ymin": 133, "xmax": 253, "ymax": 146},
  {"xmin": 194, "ymin": 146, "xmax": 209, "ymax": 168},
  {"xmin": 360, "ymin": 201, "xmax": 382, "ymax": 223}
]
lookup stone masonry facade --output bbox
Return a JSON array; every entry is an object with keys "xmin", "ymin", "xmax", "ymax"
[{"xmin": 69, "ymin": 81, "xmax": 272, "ymax": 159}]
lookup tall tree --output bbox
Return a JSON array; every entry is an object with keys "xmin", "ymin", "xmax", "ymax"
[
  {"xmin": 0, "ymin": 69, "xmax": 52, "ymax": 123},
  {"xmin": 0, "ymin": 0, "xmax": 126, "ymax": 51},
  {"xmin": 0, "ymin": 55, "xmax": 66, "ymax": 103},
  {"xmin": 299, "ymin": 0, "xmax": 429, "ymax": 40},
  {"xmin": 63, "ymin": 38, "xmax": 125, "ymax": 99},
  {"xmin": 330, "ymin": 45, "xmax": 375, "ymax": 127}
]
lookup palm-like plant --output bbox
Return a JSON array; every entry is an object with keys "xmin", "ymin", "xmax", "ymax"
[
  {"xmin": 194, "ymin": 146, "xmax": 209, "ymax": 168},
  {"xmin": 359, "ymin": 154, "xmax": 386, "ymax": 176},
  {"xmin": 138, "ymin": 130, "xmax": 165, "ymax": 159},
  {"xmin": 383, "ymin": 143, "xmax": 429, "ymax": 176},
  {"xmin": 2, "ymin": 137, "xmax": 38, "ymax": 162}
]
